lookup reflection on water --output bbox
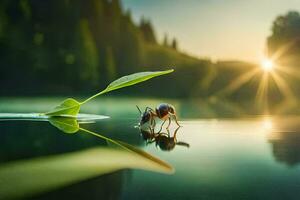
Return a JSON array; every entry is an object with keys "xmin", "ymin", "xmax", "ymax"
[
  {"xmin": 139, "ymin": 127, "xmax": 190, "ymax": 151},
  {"xmin": 0, "ymin": 115, "xmax": 172, "ymax": 200},
  {"xmin": 1, "ymin": 98, "xmax": 300, "ymax": 199},
  {"xmin": 267, "ymin": 117, "xmax": 300, "ymax": 167}
]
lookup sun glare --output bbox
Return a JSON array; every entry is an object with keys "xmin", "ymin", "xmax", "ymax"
[
  {"xmin": 262, "ymin": 118, "xmax": 273, "ymax": 131},
  {"xmin": 261, "ymin": 58, "xmax": 274, "ymax": 72}
]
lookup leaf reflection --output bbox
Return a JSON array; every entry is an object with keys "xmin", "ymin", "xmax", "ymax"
[{"xmin": 0, "ymin": 114, "xmax": 174, "ymax": 200}]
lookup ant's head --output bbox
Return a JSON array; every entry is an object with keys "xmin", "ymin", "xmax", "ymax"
[{"xmin": 156, "ymin": 103, "xmax": 171, "ymax": 118}]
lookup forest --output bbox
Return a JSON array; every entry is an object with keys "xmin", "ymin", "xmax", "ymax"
[{"xmin": 0, "ymin": 0, "xmax": 299, "ymax": 105}]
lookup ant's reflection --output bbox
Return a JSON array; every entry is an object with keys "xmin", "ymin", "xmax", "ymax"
[{"xmin": 139, "ymin": 127, "xmax": 190, "ymax": 151}]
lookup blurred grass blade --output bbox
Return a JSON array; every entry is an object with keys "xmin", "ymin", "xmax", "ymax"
[
  {"xmin": 0, "ymin": 147, "xmax": 173, "ymax": 200},
  {"xmin": 45, "ymin": 98, "xmax": 80, "ymax": 116},
  {"xmin": 48, "ymin": 117, "xmax": 79, "ymax": 134}
]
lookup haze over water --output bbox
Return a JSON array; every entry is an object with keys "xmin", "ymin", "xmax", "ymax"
[{"xmin": 123, "ymin": 0, "xmax": 300, "ymax": 62}]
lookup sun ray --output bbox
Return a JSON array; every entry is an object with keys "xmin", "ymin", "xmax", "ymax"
[
  {"xmin": 255, "ymin": 72, "xmax": 269, "ymax": 113},
  {"xmin": 214, "ymin": 41, "xmax": 298, "ymax": 115},
  {"xmin": 270, "ymin": 38, "xmax": 300, "ymax": 61},
  {"xmin": 275, "ymin": 65, "xmax": 300, "ymax": 80},
  {"xmin": 269, "ymin": 71, "xmax": 295, "ymax": 101},
  {"xmin": 217, "ymin": 68, "xmax": 260, "ymax": 96}
]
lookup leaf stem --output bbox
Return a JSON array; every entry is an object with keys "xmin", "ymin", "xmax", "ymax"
[{"xmin": 80, "ymin": 90, "xmax": 107, "ymax": 105}]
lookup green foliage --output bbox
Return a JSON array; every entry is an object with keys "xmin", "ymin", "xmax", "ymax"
[
  {"xmin": 45, "ymin": 98, "xmax": 80, "ymax": 116},
  {"xmin": 1, "ymin": 0, "xmax": 297, "ymax": 104},
  {"xmin": 267, "ymin": 11, "xmax": 300, "ymax": 62},
  {"xmin": 267, "ymin": 11, "xmax": 300, "ymax": 101},
  {"xmin": 0, "ymin": 0, "xmax": 209, "ymax": 100},
  {"xmin": 45, "ymin": 69, "xmax": 173, "ymax": 117}
]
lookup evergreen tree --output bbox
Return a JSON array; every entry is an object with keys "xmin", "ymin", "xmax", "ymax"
[
  {"xmin": 267, "ymin": 11, "xmax": 300, "ymax": 64},
  {"xmin": 105, "ymin": 46, "xmax": 117, "ymax": 81},
  {"xmin": 171, "ymin": 38, "xmax": 177, "ymax": 50},
  {"xmin": 139, "ymin": 17, "xmax": 157, "ymax": 43},
  {"xmin": 78, "ymin": 19, "xmax": 99, "ymax": 85}
]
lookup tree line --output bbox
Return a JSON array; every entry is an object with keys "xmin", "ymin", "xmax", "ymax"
[{"xmin": 0, "ymin": 1, "xmax": 299, "ymax": 107}]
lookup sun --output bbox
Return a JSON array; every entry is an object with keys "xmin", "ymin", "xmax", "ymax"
[{"xmin": 261, "ymin": 58, "xmax": 274, "ymax": 72}]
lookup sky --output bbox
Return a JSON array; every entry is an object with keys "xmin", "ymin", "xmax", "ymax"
[{"xmin": 122, "ymin": 0, "xmax": 300, "ymax": 63}]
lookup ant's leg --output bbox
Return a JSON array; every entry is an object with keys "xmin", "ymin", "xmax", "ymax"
[
  {"xmin": 169, "ymin": 113, "xmax": 181, "ymax": 127},
  {"xmin": 166, "ymin": 117, "xmax": 171, "ymax": 129},
  {"xmin": 150, "ymin": 112, "xmax": 158, "ymax": 133},
  {"xmin": 166, "ymin": 128, "xmax": 171, "ymax": 136},
  {"xmin": 173, "ymin": 126, "xmax": 180, "ymax": 142},
  {"xmin": 153, "ymin": 116, "xmax": 156, "ymax": 128},
  {"xmin": 136, "ymin": 105, "xmax": 142, "ymax": 115},
  {"xmin": 145, "ymin": 107, "xmax": 155, "ymax": 112},
  {"xmin": 176, "ymin": 142, "xmax": 190, "ymax": 148},
  {"xmin": 158, "ymin": 119, "xmax": 166, "ymax": 133},
  {"xmin": 149, "ymin": 126, "xmax": 154, "ymax": 134},
  {"xmin": 150, "ymin": 113, "xmax": 155, "ymax": 127},
  {"xmin": 147, "ymin": 114, "xmax": 154, "ymax": 133},
  {"xmin": 147, "ymin": 138, "xmax": 156, "ymax": 145}
]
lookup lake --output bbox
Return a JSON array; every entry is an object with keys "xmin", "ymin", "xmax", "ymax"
[{"xmin": 1, "ymin": 97, "xmax": 300, "ymax": 200}]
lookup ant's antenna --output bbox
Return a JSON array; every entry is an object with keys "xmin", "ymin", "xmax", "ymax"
[{"xmin": 136, "ymin": 105, "xmax": 142, "ymax": 114}]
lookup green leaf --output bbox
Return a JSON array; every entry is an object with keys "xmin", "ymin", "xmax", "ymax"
[
  {"xmin": 44, "ymin": 69, "xmax": 174, "ymax": 116},
  {"xmin": 48, "ymin": 117, "xmax": 79, "ymax": 134},
  {"xmin": 81, "ymin": 69, "xmax": 174, "ymax": 104},
  {"xmin": 104, "ymin": 69, "xmax": 174, "ymax": 93},
  {"xmin": 45, "ymin": 98, "xmax": 80, "ymax": 117}
]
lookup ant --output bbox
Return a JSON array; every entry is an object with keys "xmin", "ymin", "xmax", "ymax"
[
  {"xmin": 136, "ymin": 103, "xmax": 181, "ymax": 131},
  {"xmin": 140, "ymin": 127, "xmax": 190, "ymax": 151}
]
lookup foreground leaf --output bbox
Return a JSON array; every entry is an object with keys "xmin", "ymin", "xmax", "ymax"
[
  {"xmin": 45, "ymin": 98, "xmax": 80, "ymax": 116},
  {"xmin": 48, "ymin": 117, "xmax": 79, "ymax": 134},
  {"xmin": 0, "ymin": 147, "xmax": 173, "ymax": 200}
]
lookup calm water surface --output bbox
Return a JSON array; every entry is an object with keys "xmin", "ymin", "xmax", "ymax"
[{"xmin": 1, "ymin": 98, "xmax": 300, "ymax": 200}]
